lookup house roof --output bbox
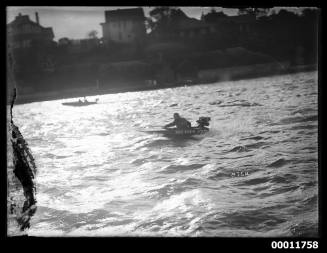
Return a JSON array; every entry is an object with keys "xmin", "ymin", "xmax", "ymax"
[
  {"xmin": 8, "ymin": 14, "xmax": 40, "ymax": 28},
  {"xmin": 104, "ymin": 8, "xmax": 145, "ymax": 22},
  {"xmin": 7, "ymin": 13, "xmax": 54, "ymax": 38}
]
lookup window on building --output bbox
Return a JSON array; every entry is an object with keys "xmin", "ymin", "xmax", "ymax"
[
  {"xmin": 23, "ymin": 40, "xmax": 30, "ymax": 48},
  {"xmin": 12, "ymin": 42, "xmax": 20, "ymax": 49},
  {"xmin": 23, "ymin": 24, "xmax": 31, "ymax": 33}
]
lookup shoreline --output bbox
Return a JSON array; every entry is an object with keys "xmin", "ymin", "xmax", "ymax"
[{"xmin": 13, "ymin": 63, "xmax": 317, "ymax": 105}]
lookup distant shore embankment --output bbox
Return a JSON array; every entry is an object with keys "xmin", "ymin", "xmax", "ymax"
[{"xmin": 14, "ymin": 63, "xmax": 317, "ymax": 105}]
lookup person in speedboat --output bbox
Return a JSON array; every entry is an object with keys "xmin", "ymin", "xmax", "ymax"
[{"xmin": 164, "ymin": 113, "xmax": 192, "ymax": 130}]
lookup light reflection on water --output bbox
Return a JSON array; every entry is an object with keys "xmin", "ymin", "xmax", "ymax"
[{"xmin": 13, "ymin": 71, "xmax": 318, "ymax": 237}]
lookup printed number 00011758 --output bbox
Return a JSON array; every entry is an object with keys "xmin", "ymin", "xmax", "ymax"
[{"xmin": 271, "ymin": 241, "xmax": 318, "ymax": 249}]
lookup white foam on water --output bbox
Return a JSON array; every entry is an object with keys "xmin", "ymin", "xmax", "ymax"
[{"xmin": 15, "ymin": 71, "xmax": 318, "ymax": 237}]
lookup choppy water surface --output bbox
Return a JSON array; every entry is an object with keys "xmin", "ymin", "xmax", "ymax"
[{"xmin": 13, "ymin": 71, "xmax": 318, "ymax": 237}]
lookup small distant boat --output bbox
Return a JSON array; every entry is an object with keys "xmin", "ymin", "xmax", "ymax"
[{"xmin": 62, "ymin": 98, "xmax": 99, "ymax": 107}]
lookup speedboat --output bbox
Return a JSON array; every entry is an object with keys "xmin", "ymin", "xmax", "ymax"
[
  {"xmin": 143, "ymin": 117, "xmax": 211, "ymax": 137},
  {"xmin": 62, "ymin": 98, "xmax": 99, "ymax": 107}
]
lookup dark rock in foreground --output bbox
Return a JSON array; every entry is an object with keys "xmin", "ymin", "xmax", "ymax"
[{"xmin": 7, "ymin": 88, "xmax": 37, "ymax": 236}]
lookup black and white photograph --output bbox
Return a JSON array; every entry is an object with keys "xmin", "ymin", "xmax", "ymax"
[{"xmin": 6, "ymin": 6, "xmax": 319, "ymax": 239}]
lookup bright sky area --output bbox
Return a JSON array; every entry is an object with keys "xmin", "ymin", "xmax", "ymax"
[{"xmin": 6, "ymin": 6, "xmax": 309, "ymax": 41}]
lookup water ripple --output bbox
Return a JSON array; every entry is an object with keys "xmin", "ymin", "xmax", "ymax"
[{"xmin": 12, "ymin": 71, "xmax": 318, "ymax": 237}]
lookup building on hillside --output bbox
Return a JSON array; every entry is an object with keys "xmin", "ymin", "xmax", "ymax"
[
  {"xmin": 149, "ymin": 16, "xmax": 217, "ymax": 42},
  {"xmin": 7, "ymin": 12, "xmax": 55, "ymax": 50},
  {"xmin": 149, "ymin": 13, "xmax": 256, "ymax": 43},
  {"xmin": 100, "ymin": 8, "xmax": 146, "ymax": 45},
  {"xmin": 202, "ymin": 13, "xmax": 257, "ymax": 35},
  {"xmin": 58, "ymin": 37, "xmax": 71, "ymax": 46},
  {"xmin": 227, "ymin": 14, "xmax": 257, "ymax": 35},
  {"xmin": 176, "ymin": 18, "xmax": 217, "ymax": 38},
  {"xmin": 58, "ymin": 37, "xmax": 101, "ymax": 53}
]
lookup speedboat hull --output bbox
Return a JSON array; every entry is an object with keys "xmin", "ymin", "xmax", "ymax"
[
  {"xmin": 62, "ymin": 101, "xmax": 97, "ymax": 106},
  {"xmin": 143, "ymin": 127, "xmax": 209, "ymax": 137}
]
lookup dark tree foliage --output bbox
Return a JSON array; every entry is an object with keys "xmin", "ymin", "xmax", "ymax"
[
  {"xmin": 249, "ymin": 8, "xmax": 319, "ymax": 64},
  {"xmin": 87, "ymin": 30, "xmax": 98, "ymax": 39},
  {"xmin": 201, "ymin": 9, "xmax": 227, "ymax": 23},
  {"xmin": 147, "ymin": 7, "xmax": 187, "ymax": 33}
]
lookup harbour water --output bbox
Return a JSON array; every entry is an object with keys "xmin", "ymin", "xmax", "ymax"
[{"xmin": 12, "ymin": 71, "xmax": 318, "ymax": 237}]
